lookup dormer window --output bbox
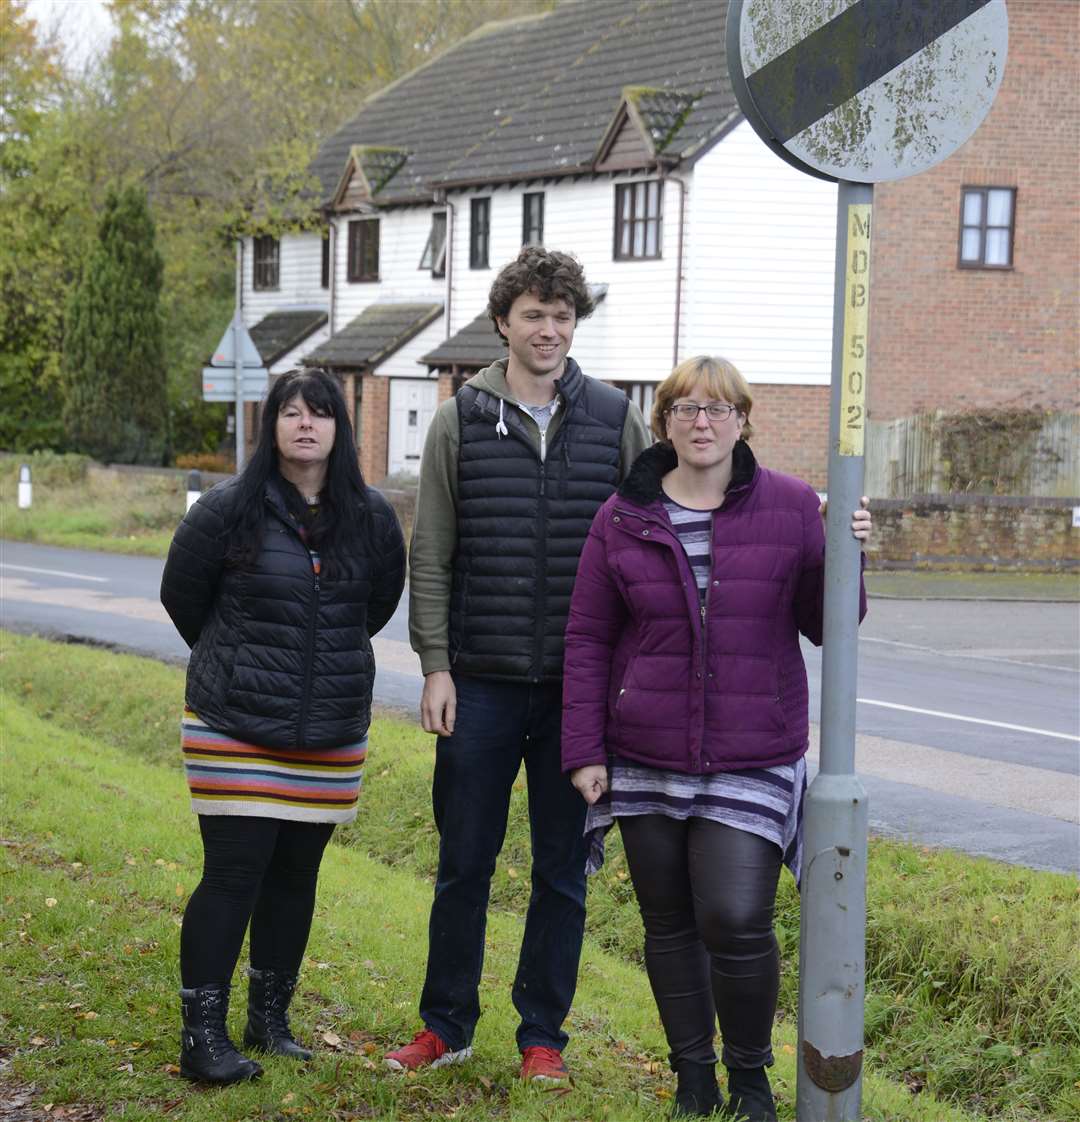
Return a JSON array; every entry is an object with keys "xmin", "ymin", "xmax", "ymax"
[{"xmin": 420, "ymin": 212, "xmax": 447, "ymax": 278}]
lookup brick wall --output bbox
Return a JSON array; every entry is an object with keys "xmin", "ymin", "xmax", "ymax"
[
  {"xmin": 745, "ymin": 384, "xmax": 831, "ymax": 489},
  {"xmin": 868, "ymin": 0, "xmax": 1080, "ymax": 420},
  {"xmin": 865, "ymin": 494, "xmax": 1079, "ymax": 571},
  {"xmin": 358, "ymin": 374, "xmax": 390, "ymax": 483}
]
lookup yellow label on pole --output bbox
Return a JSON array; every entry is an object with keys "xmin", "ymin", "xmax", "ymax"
[{"xmin": 839, "ymin": 204, "xmax": 871, "ymax": 457}]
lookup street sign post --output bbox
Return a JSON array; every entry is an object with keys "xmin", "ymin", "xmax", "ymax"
[
  {"xmin": 727, "ymin": 2, "xmax": 1008, "ymax": 1118},
  {"xmin": 201, "ymin": 312, "xmax": 268, "ymax": 471}
]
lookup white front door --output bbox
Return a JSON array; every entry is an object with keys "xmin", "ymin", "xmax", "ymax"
[{"xmin": 388, "ymin": 379, "xmax": 439, "ymax": 477}]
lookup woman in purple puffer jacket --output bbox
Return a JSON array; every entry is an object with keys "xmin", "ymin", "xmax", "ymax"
[{"xmin": 561, "ymin": 356, "xmax": 871, "ymax": 1121}]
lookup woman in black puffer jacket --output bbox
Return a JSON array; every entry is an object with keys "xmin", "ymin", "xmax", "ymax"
[{"xmin": 161, "ymin": 368, "xmax": 405, "ymax": 1084}]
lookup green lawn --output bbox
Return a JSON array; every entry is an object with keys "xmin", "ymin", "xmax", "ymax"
[
  {"xmin": 2, "ymin": 632, "xmax": 1077, "ymax": 1121},
  {"xmin": 1, "ymin": 452, "xmax": 183, "ymax": 556}
]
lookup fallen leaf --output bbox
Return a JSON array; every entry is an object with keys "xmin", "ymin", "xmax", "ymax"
[
  {"xmin": 322, "ymin": 1031, "xmax": 341, "ymax": 1047},
  {"xmin": 281, "ymin": 1092, "xmax": 296, "ymax": 1104},
  {"xmin": 782, "ymin": 1043, "xmax": 795, "ymax": 1055},
  {"xmin": 30, "ymin": 1036, "xmax": 47, "ymax": 1046},
  {"xmin": 507, "ymin": 867, "xmax": 518, "ymax": 879},
  {"xmin": 175, "ymin": 884, "xmax": 184, "ymax": 897},
  {"xmin": 163, "ymin": 1063, "xmax": 181, "ymax": 1074},
  {"xmin": 125, "ymin": 857, "xmax": 137, "ymax": 866},
  {"xmin": 45, "ymin": 897, "xmax": 58, "ymax": 908},
  {"xmin": 117, "ymin": 1062, "xmax": 134, "ymax": 1073}
]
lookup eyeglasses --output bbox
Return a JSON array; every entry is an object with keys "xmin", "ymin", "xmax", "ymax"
[{"xmin": 667, "ymin": 402, "xmax": 739, "ymax": 422}]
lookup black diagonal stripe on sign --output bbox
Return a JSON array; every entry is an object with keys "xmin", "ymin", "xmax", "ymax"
[{"xmin": 745, "ymin": 0, "xmax": 994, "ymax": 144}]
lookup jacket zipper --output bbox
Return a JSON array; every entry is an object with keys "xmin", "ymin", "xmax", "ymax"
[
  {"xmin": 612, "ymin": 503, "xmax": 710, "ymax": 767},
  {"xmin": 532, "ymin": 457, "xmax": 548, "ymax": 680},
  {"xmin": 296, "ymin": 566, "xmax": 320, "ymax": 744},
  {"xmin": 263, "ymin": 490, "xmax": 322, "ymax": 744}
]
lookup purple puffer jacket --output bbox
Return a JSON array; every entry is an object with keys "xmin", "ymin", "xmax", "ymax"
[{"xmin": 561, "ymin": 441, "xmax": 867, "ymax": 775}]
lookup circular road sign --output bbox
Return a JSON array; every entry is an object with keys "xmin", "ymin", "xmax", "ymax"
[{"xmin": 727, "ymin": 0, "xmax": 1009, "ymax": 183}]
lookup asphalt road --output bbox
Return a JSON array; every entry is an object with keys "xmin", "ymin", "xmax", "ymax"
[{"xmin": 3, "ymin": 538, "xmax": 1077, "ymax": 875}]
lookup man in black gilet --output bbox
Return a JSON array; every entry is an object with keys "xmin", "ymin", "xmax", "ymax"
[{"xmin": 386, "ymin": 248, "xmax": 649, "ymax": 1082}]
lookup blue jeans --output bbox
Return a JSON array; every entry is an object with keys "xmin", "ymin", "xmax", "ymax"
[{"xmin": 419, "ymin": 675, "xmax": 588, "ymax": 1052}]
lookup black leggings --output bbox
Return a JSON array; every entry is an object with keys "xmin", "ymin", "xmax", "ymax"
[
  {"xmin": 180, "ymin": 815, "xmax": 334, "ymax": 988},
  {"xmin": 618, "ymin": 814, "xmax": 782, "ymax": 1070}
]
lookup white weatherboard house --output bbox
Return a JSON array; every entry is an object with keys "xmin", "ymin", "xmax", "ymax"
[{"xmin": 237, "ymin": 0, "xmax": 837, "ymax": 484}]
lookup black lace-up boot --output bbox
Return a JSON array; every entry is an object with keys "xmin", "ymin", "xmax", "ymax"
[
  {"xmin": 244, "ymin": 968, "xmax": 312, "ymax": 1060},
  {"xmin": 179, "ymin": 985, "xmax": 262, "ymax": 1084},
  {"xmin": 726, "ymin": 1065, "xmax": 777, "ymax": 1122},
  {"xmin": 671, "ymin": 1059, "xmax": 724, "ymax": 1117}
]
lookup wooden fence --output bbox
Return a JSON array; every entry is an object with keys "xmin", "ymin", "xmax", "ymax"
[{"xmin": 864, "ymin": 411, "xmax": 1080, "ymax": 498}]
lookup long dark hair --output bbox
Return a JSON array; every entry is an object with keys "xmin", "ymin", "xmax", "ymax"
[{"xmin": 225, "ymin": 368, "xmax": 370, "ymax": 576}]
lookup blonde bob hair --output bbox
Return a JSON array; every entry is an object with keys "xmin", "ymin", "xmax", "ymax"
[{"xmin": 651, "ymin": 355, "xmax": 754, "ymax": 444}]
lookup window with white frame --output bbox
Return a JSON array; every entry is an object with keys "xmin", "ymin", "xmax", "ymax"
[
  {"xmin": 347, "ymin": 219, "xmax": 379, "ymax": 282},
  {"xmin": 959, "ymin": 187, "xmax": 1015, "ymax": 269},
  {"xmin": 253, "ymin": 235, "xmax": 280, "ymax": 290},
  {"xmin": 522, "ymin": 192, "xmax": 544, "ymax": 246},
  {"xmin": 420, "ymin": 212, "xmax": 447, "ymax": 278},
  {"xmin": 614, "ymin": 181, "xmax": 662, "ymax": 260},
  {"xmin": 470, "ymin": 198, "xmax": 490, "ymax": 269}
]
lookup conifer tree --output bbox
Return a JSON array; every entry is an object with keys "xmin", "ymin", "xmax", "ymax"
[{"xmin": 61, "ymin": 185, "xmax": 169, "ymax": 463}]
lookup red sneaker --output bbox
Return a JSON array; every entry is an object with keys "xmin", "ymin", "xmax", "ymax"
[
  {"xmin": 520, "ymin": 1045, "xmax": 570, "ymax": 1084},
  {"xmin": 384, "ymin": 1028, "xmax": 472, "ymax": 1072}
]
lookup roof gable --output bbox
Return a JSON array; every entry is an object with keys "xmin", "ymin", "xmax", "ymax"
[
  {"xmin": 310, "ymin": 0, "xmax": 739, "ymax": 206},
  {"xmin": 594, "ymin": 86, "xmax": 703, "ymax": 172},
  {"xmin": 330, "ymin": 145, "xmax": 409, "ymax": 211}
]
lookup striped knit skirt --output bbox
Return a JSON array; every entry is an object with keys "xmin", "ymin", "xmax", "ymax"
[{"xmin": 181, "ymin": 710, "xmax": 366, "ymax": 824}]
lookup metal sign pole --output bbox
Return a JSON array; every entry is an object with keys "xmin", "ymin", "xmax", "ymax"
[
  {"xmin": 233, "ymin": 242, "xmax": 246, "ymax": 472},
  {"xmin": 725, "ymin": 4, "xmax": 1008, "ymax": 1118},
  {"xmin": 796, "ymin": 181, "xmax": 872, "ymax": 1121}
]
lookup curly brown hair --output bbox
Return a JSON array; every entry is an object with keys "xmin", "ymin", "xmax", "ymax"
[{"xmin": 487, "ymin": 247, "xmax": 595, "ymax": 343}]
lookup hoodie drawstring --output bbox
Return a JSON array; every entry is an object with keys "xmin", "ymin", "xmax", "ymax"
[{"xmin": 495, "ymin": 398, "xmax": 509, "ymax": 438}]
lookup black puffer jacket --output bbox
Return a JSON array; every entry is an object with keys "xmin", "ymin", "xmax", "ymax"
[{"xmin": 161, "ymin": 475, "xmax": 405, "ymax": 749}]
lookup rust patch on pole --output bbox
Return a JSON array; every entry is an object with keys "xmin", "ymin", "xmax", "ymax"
[{"xmin": 802, "ymin": 1041, "xmax": 863, "ymax": 1092}]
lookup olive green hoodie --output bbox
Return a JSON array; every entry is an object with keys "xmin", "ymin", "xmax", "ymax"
[{"xmin": 408, "ymin": 358, "xmax": 650, "ymax": 675}]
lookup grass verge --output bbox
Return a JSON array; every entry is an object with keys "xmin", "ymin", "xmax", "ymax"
[
  {"xmin": 3, "ymin": 632, "xmax": 1078, "ymax": 1120},
  {"xmin": 1, "ymin": 453, "xmax": 181, "ymax": 556}
]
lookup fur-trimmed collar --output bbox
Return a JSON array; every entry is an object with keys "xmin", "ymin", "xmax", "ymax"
[{"xmin": 618, "ymin": 439, "xmax": 758, "ymax": 505}]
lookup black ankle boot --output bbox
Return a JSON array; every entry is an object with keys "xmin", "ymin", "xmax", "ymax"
[
  {"xmin": 244, "ymin": 968, "xmax": 312, "ymax": 1060},
  {"xmin": 179, "ymin": 985, "xmax": 263, "ymax": 1084},
  {"xmin": 671, "ymin": 1059, "xmax": 724, "ymax": 1117},
  {"xmin": 726, "ymin": 1066, "xmax": 777, "ymax": 1122}
]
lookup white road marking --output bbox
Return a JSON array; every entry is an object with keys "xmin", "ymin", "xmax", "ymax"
[
  {"xmin": 858, "ymin": 698, "xmax": 1080, "ymax": 743},
  {"xmin": 0, "ymin": 563, "xmax": 108, "ymax": 583},
  {"xmin": 860, "ymin": 634, "xmax": 1078, "ymax": 674}
]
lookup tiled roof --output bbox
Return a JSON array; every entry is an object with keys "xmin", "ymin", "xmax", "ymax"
[
  {"xmin": 421, "ymin": 284, "xmax": 608, "ymax": 368},
  {"xmin": 304, "ymin": 303, "xmax": 442, "ymax": 369},
  {"xmin": 419, "ymin": 309, "xmax": 503, "ymax": 369},
  {"xmin": 311, "ymin": 0, "xmax": 738, "ymax": 206},
  {"xmin": 630, "ymin": 88, "xmax": 703, "ymax": 154},
  {"xmin": 249, "ymin": 309, "xmax": 328, "ymax": 367}
]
